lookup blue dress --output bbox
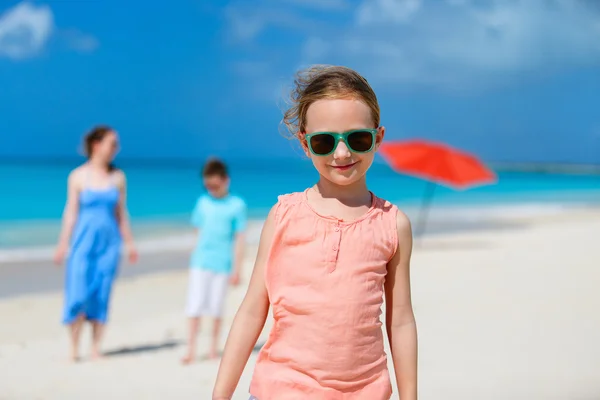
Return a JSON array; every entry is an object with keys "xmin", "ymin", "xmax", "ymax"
[{"xmin": 62, "ymin": 180, "xmax": 122, "ymax": 324}]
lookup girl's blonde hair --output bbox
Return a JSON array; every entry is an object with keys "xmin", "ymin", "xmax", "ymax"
[{"xmin": 282, "ymin": 65, "xmax": 380, "ymax": 139}]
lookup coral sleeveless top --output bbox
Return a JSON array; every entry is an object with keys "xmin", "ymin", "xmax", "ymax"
[{"xmin": 249, "ymin": 190, "xmax": 399, "ymax": 400}]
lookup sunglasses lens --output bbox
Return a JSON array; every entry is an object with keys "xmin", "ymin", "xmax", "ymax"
[
  {"xmin": 309, "ymin": 134, "xmax": 336, "ymax": 155},
  {"xmin": 347, "ymin": 131, "xmax": 374, "ymax": 152}
]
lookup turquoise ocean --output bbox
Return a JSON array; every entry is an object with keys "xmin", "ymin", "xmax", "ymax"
[{"xmin": 2, "ymin": 159, "xmax": 599, "ymax": 259}]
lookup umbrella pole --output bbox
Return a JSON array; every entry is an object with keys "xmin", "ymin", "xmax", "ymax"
[{"xmin": 415, "ymin": 180, "xmax": 436, "ymax": 243}]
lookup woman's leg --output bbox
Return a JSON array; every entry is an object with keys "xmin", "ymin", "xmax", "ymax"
[
  {"xmin": 63, "ymin": 250, "xmax": 88, "ymax": 362},
  {"xmin": 69, "ymin": 314, "xmax": 85, "ymax": 361},
  {"xmin": 88, "ymin": 277, "xmax": 113, "ymax": 360},
  {"xmin": 91, "ymin": 321, "xmax": 105, "ymax": 360},
  {"xmin": 88, "ymin": 244, "xmax": 120, "ymax": 360}
]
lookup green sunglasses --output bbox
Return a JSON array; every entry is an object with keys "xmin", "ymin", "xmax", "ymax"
[{"xmin": 304, "ymin": 128, "xmax": 378, "ymax": 156}]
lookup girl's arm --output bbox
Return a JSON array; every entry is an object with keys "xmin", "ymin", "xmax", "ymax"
[
  {"xmin": 385, "ymin": 211, "xmax": 418, "ymax": 400},
  {"xmin": 54, "ymin": 170, "xmax": 81, "ymax": 264},
  {"xmin": 212, "ymin": 206, "xmax": 276, "ymax": 400},
  {"xmin": 115, "ymin": 171, "xmax": 137, "ymax": 262}
]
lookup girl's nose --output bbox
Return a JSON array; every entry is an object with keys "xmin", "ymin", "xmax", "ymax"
[{"xmin": 333, "ymin": 139, "xmax": 351, "ymax": 160}]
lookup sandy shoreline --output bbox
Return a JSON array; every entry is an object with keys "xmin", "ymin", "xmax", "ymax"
[
  {"xmin": 1, "ymin": 207, "xmax": 600, "ymax": 399},
  {"xmin": 0, "ymin": 200, "xmax": 592, "ymax": 264}
]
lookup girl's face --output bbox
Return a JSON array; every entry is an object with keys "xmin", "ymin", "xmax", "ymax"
[
  {"xmin": 92, "ymin": 131, "xmax": 120, "ymax": 163},
  {"xmin": 301, "ymin": 98, "xmax": 384, "ymax": 188}
]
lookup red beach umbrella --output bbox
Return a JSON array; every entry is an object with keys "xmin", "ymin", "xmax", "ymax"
[{"xmin": 379, "ymin": 139, "xmax": 497, "ymax": 237}]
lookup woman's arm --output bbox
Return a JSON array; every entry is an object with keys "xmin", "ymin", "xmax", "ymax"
[
  {"xmin": 385, "ymin": 211, "xmax": 418, "ymax": 400},
  {"xmin": 212, "ymin": 206, "xmax": 276, "ymax": 400},
  {"xmin": 115, "ymin": 171, "xmax": 137, "ymax": 262},
  {"xmin": 54, "ymin": 170, "xmax": 81, "ymax": 264}
]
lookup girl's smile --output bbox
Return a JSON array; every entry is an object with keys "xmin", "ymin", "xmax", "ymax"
[{"xmin": 330, "ymin": 161, "xmax": 359, "ymax": 171}]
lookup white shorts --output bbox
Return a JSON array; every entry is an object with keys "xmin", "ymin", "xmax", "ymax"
[{"xmin": 185, "ymin": 268, "xmax": 229, "ymax": 318}]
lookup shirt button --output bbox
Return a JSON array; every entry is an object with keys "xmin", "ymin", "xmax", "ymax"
[
  {"xmin": 333, "ymin": 246, "xmax": 337, "ymax": 250},
  {"xmin": 334, "ymin": 227, "xmax": 340, "ymax": 232}
]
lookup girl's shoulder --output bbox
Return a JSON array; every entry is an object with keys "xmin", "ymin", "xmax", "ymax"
[
  {"xmin": 270, "ymin": 190, "xmax": 306, "ymax": 221},
  {"xmin": 276, "ymin": 191, "xmax": 305, "ymax": 206},
  {"xmin": 371, "ymin": 192, "xmax": 400, "ymax": 216}
]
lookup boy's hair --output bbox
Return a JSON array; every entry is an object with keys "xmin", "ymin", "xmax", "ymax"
[
  {"xmin": 202, "ymin": 158, "xmax": 228, "ymax": 178},
  {"xmin": 281, "ymin": 65, "xmax": 380, "ymax": 139}
]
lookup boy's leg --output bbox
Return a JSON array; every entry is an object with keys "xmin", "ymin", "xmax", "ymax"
[
  {"xmin": 208, "ymin": 272, "xmax": 230, "ymax": 359},
  {"xmin": 182, "ymin": 268, "xmax": 209, "ymax": 364},
  {"xmin": 182, "ymin": 317, "xmax": 200, "ymax": 364},
  {"xmin": 210, "ymin": 318, "xmax": 222, "ymax": 359}
]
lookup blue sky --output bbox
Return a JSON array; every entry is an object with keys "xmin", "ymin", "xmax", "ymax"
[{"xmin": 1, "ymin": 0, "xmax": 599, "ymax": 164}]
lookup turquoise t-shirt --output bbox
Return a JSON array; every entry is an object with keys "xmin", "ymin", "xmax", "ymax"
[{"xmin": 189, "ymin": 194, "xmax": 247, "ymax": 274}]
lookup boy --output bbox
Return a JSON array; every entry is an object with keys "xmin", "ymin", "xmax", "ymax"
[{"xmin": 181, "ymin": 158, "xmax": 247, "ymax": 364}]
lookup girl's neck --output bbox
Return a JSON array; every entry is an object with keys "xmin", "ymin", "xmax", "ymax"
[
  {"xmin": 314, "ymin": 177, "xmax": 371, "ymax": 207},
  {"xmin": 87, "ymin": 158, "xmax": 109, "ymax": 172}
]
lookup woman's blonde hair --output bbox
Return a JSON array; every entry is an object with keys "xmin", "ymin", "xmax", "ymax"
[{"xmin": 281, "ymin": 65, "xmax": 380, "ymax": 139}]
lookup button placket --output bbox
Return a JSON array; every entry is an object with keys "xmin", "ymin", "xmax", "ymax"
[{"xmin": 327, "ymin": 222, "xmax": 342, "ymax": 272}]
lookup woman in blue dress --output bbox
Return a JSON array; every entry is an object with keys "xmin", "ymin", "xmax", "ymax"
[{"xmin": 54, "ymin": 125, "xmax": 138, "ymax": 361}]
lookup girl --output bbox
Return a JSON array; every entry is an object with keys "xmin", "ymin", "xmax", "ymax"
[
  {"xmin": 54, "ymin": 125, "xmax": 138, "ymax": 362},
  {"xmin": 213, "ymin": 65, "xmax": 418, "ymax": 399}
]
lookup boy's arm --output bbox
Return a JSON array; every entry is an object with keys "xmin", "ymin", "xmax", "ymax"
[
  {"xmin": 191, "ymin": 199, "xmax": 203, "ymax": 247},
  {"xmin": 194, "ymin": 228, "xmax": 201, "ymax": 250},
  {"xmin": 385, "ymin": 211, "xmax": 418, "ymax": 400},
  {"xmin": 213, "ymin": 205, "xmax": 275, "ymax": 399}
]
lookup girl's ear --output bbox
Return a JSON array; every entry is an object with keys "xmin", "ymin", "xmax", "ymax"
[
  {"xmin": 298, "ymin": 131, "xmax": 310, "ymax": 156},
  {"xmin": 374, "ymin": 126, "xmax": 386, "ymax": 150}
]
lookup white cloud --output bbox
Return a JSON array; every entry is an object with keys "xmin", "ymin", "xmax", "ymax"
[
  {"xmin": 224, "ymin": 0, "xmax": 347, "ymax": 44},
  {"xmin": 225, "ymin": 0, "xmax": 600, "ymax": 93},
  {"xmin": 301, "ymin": 0, "xmax": 600, "ymax": 89},
  {"xmin": 0, "ymin": 2, "xmax": 98, "ymax": 60},
  {"xmin": 229, "ymin": 59, "xmax": 294, "ymax": 102},
  {"xmin": 0, "ymin": 2, "xmax": 53, "ymax": 59},
  {"xmin": 224, "ymin": 6, "xmax": 265, "ymax": 42},
  {"xmin": 357, "ymin": 0, "xmax": 422, "ymax": 25},
  {"xmin": 61, "ymin": 29, "xmax": 99, "ymax": 53},
  {"xmin": 225, "ymin": 4, "xmax": 322, "ymax": 43}
]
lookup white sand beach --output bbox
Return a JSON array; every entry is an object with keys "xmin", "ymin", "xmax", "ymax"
[{"xmin": 1, "ymin": 206, "xmax": 599, "ymax": 399}]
